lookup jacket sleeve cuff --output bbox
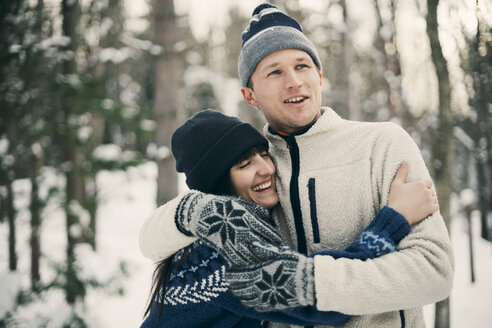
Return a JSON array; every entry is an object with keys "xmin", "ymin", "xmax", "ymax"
[
  {"xmin": 368, "ymin": 206, "xmax": 411, "ymax": 245},
  {"xmin": 175, "ymin": 192, "xmax": 199, "ymax": 236}
]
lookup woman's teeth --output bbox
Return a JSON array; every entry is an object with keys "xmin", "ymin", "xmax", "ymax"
[{"xmin": 252, "ymin": 181, "xmax": 272, "ymax": 192}]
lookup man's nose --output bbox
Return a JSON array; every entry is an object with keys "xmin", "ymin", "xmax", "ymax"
[{"xmin": 284, "ymin": 69, "xmax": 303, "ymax": 89}]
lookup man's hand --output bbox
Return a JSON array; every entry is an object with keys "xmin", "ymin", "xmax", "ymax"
[{"xmin": 388, "ymin": 161, "xmax": 439, "ymax": 224}]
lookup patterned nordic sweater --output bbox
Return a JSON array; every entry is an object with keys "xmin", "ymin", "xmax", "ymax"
[{"xmin": 139, "ymin": 193, "xmax": 410, "ymax": 328}]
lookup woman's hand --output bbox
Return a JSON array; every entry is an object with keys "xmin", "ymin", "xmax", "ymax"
[{"xmin": 388, "ymin": 161, "xmax": 439, "ymax": 224}]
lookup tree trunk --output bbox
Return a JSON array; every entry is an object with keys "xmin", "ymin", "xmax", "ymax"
[
  {"xmin": 373, "ymin": 0, "xmax": 405, "ymax": 121},
  {"xmin": 473, "ymin": 14, "xmax": 491, "ymax": 241},
  {"xmin": 7, "ymin": 172, "xmax": 16, "ymax": 272},
  {"xmin": 82, "ymin": 0, "xmax": 124, "ymax": 250},
  {"xmin": 6, "ymin": 118, "xmax": 17, "ymax": 272},
  {"xmin": 426, "ymin": 0, "xmax": 453, "ymax": 327},
  {"xmin": 475, "ymin": 160, "xmax": 488, "ymax": 239},
  {"xmin": 61, "ymin": 0, "xmax": 85, "ymax": 305},
  {"xmin": 153, "ymin": 0, "xmax": 180, "ymax": 204},
  {"xmin": 467, "ymin": 1, "xmax": 491, "ymax": 241},
  {"xmin": 340, "ymin": 0, "xmax": 359, "ymax": 120},
  {"xmin": 486, "ymin": 117, "xmax": 492, "ymax": 241},
  {"xmin": 466, "ymin": 205, "xmax": 475, "ymax": 282},
  {"xmin": 83, "ymin": 102, "xmax": 105, "ymax": 252},
  {"xmin": 29, "ymin": 147, "xmax": 43, "ymax": 291},
  {"xmin": 0, "ymin": 170, "xmax": 4, "ymax": 225},
  {"xmin": 29, "ymin": 0, "xmax": 45, "ymax": 291}
]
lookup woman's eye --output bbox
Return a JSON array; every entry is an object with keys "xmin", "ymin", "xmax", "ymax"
[
  {"xmin": 296, "ymin": 64, "xmax": 308, "ymax": 70},
  {"xmin": 268, "ymin": 70, "xmax": 281, "ymax": 76},
  {"xmin": 239, "ymin": 161, "xmax": 250, "ymax": 169}
]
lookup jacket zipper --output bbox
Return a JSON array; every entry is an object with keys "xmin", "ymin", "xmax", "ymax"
[
  {"xmin": 308, "ymin": 178, "xmax": 321, "ymax": 243},
  {"xmin": 283, "ymin": 135, "xmax": 308, "ymax": 255},
  {"xmin": 399, "ymin": 310, "xmax": 405, "ymax": 328}
]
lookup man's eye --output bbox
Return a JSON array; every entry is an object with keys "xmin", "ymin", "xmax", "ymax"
[
  {"xmin": 296, "ymin": 64, "xmax": 308, "ymax": 70},
  {"xmin": 268, "ymin": 70, "xmax": 281, "ymax": 76}
]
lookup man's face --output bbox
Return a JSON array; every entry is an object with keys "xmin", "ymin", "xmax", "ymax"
[{"xmin": 241, "ymin": 49, "xmax": 323, "ymax": 134}]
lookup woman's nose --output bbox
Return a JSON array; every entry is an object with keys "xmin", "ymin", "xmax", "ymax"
[{"xmin": 256, "ymin": 157, "xmax": 274, "ymax": 176}]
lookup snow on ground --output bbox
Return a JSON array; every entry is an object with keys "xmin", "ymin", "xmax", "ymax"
[
  {"xmin": 1, "ymin": 162, "xmax": 491, "ymax": 327},
  {"xmin": 84, "ymin": 162, "xmax": 158, "ymax": 327},
  {"xmin": 441, "ymin": 211, "xmax": 492, "ymax": 327}
]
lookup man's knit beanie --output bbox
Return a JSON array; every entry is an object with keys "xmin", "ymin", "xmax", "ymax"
[
  {"xmin": 171, "ymin": 109, "xmax": 268, "ymax": 193},
  {"xmin": 238, "ymin": 3, "xmax": 322, "ymax": 87}
]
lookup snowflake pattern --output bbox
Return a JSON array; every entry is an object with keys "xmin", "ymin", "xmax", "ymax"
[
  {"xmin": 199, "ymin": 199, "xmax": 249, "ymax": 247},
  {"xmin": 253, "ymin": 263, "xmax": 295, "ymax": 307}
]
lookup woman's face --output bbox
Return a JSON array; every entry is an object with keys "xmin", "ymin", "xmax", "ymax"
[{"xmin": 229, "ymin": 150, "xmax": 279, "ymax": 209}]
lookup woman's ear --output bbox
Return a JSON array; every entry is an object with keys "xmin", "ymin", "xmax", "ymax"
[{"xmin": 241, "ymin": 87, "xmax": 259, "ymax": 107}]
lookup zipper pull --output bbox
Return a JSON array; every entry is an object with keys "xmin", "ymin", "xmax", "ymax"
[{"xmin": 286, "ymin": 136, "xmax": 294, "ymax": 149}]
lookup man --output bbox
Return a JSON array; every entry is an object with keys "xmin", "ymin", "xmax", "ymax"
[{"xmin": 141, "ymin": 3, "xmax": 453, "ymax": 327}]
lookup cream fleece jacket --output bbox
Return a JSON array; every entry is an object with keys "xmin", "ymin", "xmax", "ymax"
[{"xmin": 265, "ymin": 108, "xmax": 454, "ymax": 328}]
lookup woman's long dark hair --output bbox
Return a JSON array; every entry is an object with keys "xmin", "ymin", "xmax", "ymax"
[
  {"xmin": 143, "ymin": 144, "xmax": 269, "ymax": 320},
  {"xmin": 143, "ymin": 259, "xmax": 170, "ymax": 318},
  {"xmin": 143, "ymin": 247, "xmax": 192, "ymax": 320}
]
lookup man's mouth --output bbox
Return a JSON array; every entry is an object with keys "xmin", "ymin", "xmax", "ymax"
[
  {"xmin": 252, "ymin": 180, "xmax": 272, "ymax": 192},
  {"xmin": 284, "ymin": 96, "xmax": 307, "ymax": 104}
]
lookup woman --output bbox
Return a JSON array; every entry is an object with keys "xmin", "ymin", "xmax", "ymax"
[{"xmin": 140, "ymin": 110, "xmax": 438, "ymax": 327}]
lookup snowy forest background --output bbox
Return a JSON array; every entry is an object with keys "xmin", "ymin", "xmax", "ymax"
[{"xmin": 0, "ymin": 0, "xmax": 491, "ymax": 327}]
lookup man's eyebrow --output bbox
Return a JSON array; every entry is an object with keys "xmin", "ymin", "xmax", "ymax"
[
  {"xmin": 295, "ymin": 56, "xmax": 309, "ymax": 62},
  {"xmin": 263, "ymin": 57, "xmax": 309, "ymax": 70},
  {"xmin": 263, "ymin": 62, "xmax": 280, "ymax": 71}
]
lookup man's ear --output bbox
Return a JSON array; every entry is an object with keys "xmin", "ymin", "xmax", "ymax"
[{"xmin": 241, "ymin": 87, "xmax": 259, "ymax": 107}]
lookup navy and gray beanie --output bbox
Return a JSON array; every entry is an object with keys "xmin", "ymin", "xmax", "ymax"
[
  {"xmin": 238, "ymin": 3, "xmax": 322, "ymax": 87},
  {"xmin": 171, "ymin": 109, "xmax": 268, "ymax": 193}
]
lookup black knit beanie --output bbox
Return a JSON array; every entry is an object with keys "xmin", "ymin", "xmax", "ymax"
[
  {"xmin": 238, "ymin": 3, "xmax": 322, "ymax": 87},
  {"xmin": 171, "ymin": 109, "xmax": 269, "ymax": 193}
]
